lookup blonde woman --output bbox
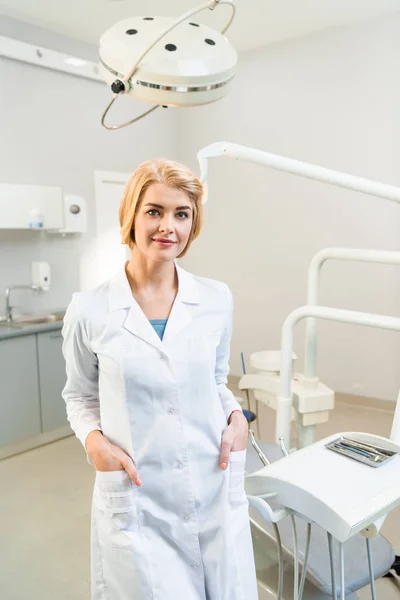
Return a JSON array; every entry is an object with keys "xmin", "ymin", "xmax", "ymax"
[{"xmin": 62, "ymin": 159, "xmax": 258, "ymax": 600}]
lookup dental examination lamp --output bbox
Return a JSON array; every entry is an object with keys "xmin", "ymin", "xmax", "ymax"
[{"xmin": 99, "ymin": 0, "xmax": 237, "ymax": 130}]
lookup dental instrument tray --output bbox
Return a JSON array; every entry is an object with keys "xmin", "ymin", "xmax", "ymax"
[{"xmin": 325, "ymin": 436, "xmax": 397, "ymax": 468}]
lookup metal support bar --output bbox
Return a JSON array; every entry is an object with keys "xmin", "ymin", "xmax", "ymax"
[
  {"xmin": 327, "ymin": 532, "xmax": 337, "ymax": 600},
  {"xmin": 366, "ymin": 538, "xmax": 377, "ymax": 600}
]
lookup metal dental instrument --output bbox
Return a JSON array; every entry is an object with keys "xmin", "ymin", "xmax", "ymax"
[
  {"xmin": 279, "ymin": 437, "xmax": 290, "ymax": 457},
  {"xmin": 326, "ymin": 437, "xmax": 395, "ymax": 467},
  {"xmin": 341, "ymin": 437, "xmax": 393, "ymax": 457},
  {"xmin": 249, "ymin": 430, "xmax": 270, "ymax": 466}
]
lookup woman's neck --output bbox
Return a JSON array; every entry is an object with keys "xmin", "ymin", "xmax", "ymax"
[{"xmin": 125, "ymin": 251, "xmax": 177, "ymax": 294}]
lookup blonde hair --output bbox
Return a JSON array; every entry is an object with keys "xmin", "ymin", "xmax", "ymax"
[{"xmin": 119, "ymin": 159, "xmax": 204, "ymax": 258}]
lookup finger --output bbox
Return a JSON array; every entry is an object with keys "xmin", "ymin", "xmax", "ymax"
[
  {"xmin": 220, "ymin": 439, "xmax": 232, "ymax": 470},
  {"xmin": 119, "ymin": 455, "xmax": 142, "ymax": 486}
]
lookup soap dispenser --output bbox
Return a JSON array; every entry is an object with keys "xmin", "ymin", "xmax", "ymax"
[{"xmin": 31, "ymin": 261, "xmax": 51, "ymax": 291}]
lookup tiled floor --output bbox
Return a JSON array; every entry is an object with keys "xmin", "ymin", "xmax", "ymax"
[{"xmin": 0, "ymin": 383, "xmax": 399, "ymax": 599}]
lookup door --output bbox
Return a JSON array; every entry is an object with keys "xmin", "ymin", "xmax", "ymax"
[{"xmin": 80, "ymin": 171, "xmax": 131, "ymax": 291}]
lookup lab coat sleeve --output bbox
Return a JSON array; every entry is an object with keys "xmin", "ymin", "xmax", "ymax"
[
  {"xmin": 61, "ymin": 294, "xmax": 102, "ymax": 461},
  {"xmin": 215, "ymin": 284, "xmax": 243, "ymax": 421}
]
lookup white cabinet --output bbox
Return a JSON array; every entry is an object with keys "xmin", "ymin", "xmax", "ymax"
[
  {"xmin": 0, "ymin": 183, "xmax": 64, "ymax": 229},
  {"xmin": 0, "ymin": 329, "xmax": 71, "ymax": 456},
  {"xmin": 0, "ymin": 335, "xmax": 42, "ymax": 446},
  {"xmin": 37, "ymin": 330, "xmax": 69, "ymax": 432},
  {"xmin": 0, "ymin": 183, "xmax": 87, "ymax": 232}
]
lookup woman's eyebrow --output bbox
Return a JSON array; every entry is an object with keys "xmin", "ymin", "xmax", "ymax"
[{"xmin": 144, "ymin": 202, "xmax": 192, "ymax": 211}]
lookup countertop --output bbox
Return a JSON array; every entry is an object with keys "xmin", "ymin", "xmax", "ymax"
[{"xmin": 0, "ymin": 317, "xmax": 64, "ymax": 340}]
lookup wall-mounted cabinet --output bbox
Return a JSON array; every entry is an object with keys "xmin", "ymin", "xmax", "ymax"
[
  {"xmin": 0, "ymin": 183, "xmax": 64, "ymax": 229},
  {"xmin": 0, "ymin": 183, "xmax": 87, "ymax": 233}
]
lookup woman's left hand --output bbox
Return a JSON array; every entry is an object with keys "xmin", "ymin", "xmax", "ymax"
[{"xmin": 220, "ymin": 410, "xmax": 248, "ymax": 470}]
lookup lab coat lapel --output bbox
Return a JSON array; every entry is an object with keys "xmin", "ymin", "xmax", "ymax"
[
  {"xmin": 162, "ymin": 264, "xmax": 200, "ymax": 343},
  {"xmin": 108, "ymin": 266, "xmax": 164, "ymax": 352},
  {"xmin": 108, "ymin": 263, "xmax": 200, "ymax": 348},
  {"xmin": 162, "ymin": 296, "xmax": 192, "ymax": 343},
  {"xmin": 123, "ymin": 301, "xmax": 164, "ymax": 351}
]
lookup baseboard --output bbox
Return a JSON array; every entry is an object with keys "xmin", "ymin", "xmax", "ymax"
[
  {"xmin": 0, "ymin": 426, "xmax": 73, "ymax": 461},
  {"xmin": 335, "ymin": 392, "xmax": 395, "ymax": 412}
]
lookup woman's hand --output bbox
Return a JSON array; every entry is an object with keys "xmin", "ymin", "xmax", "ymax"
[
  {"xmin": 86, "ymin": 430, "xmax": 142, "ymax": 486},
  {"xmin": 219, "ymin": 410, "xmax": 248, "ymax": 470}
]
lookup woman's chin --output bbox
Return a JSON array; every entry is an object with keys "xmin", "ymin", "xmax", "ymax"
[{"xmin": 149, "ymin": 250, "xmax": 178, "ymax": 263}]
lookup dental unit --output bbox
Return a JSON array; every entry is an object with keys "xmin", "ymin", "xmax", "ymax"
[{"xmin": 197, "ymin": 141, "xmax": 400, "ymax": 598}]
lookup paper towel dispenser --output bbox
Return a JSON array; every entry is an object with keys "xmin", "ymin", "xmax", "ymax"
[{"xmin": 52, "ymin": 194, "xmax": 87, "ymax": 234}]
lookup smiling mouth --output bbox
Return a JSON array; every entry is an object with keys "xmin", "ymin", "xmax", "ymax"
[{"xmin": 152, "ymin": 239, "xmax": 176, "ymax": 245}]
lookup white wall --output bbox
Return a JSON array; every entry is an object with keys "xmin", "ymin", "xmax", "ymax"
[
  {"xmin": 178, "ymin": 13, "xmax": 400, "ymax": 401},
  {"xmin": 0, "ymin": 17, "xmax": 179, "ymax": 315},
  {"xmin": 2, "ymin": 13, "xmax": 399, "ymax": 402}
]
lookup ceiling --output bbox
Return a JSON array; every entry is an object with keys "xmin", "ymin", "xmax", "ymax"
[{"xmin": 2, "ymin": 0, "xmax": 400, "ymax": 52}]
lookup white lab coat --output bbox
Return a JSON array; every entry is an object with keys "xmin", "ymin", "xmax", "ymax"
[{"xmin": 62, "ymin": 263, "xmax": 258, "ymax": 600}]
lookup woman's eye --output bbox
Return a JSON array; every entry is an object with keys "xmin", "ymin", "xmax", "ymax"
[
  {"xmin": 147, "ymin": 209, "xmax": 160, "ymax": 216},
  {"xmin": 176, "ymin": 212, "xmax": 189, "ymax": 219}
]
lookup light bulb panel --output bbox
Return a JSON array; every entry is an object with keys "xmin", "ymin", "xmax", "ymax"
[{"xmin": 99, "ymin": 16, "xmax": 237, "ymax": 107}]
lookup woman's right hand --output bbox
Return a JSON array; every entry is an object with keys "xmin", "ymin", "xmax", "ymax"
[{"xmin": 86, "ymin": 430, "xmax": 142, "ymax": 486}]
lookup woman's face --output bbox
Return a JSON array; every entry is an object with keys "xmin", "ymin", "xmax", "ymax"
[{"xmin": 132, "ymin": 183, "xmax": 194, "ymax": 262}]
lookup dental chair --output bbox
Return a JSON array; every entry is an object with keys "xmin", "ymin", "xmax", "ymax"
[
  {"xmin": 240, "ymin": 301, "xmax": 400, "ymax": 599},
  {"xmin": 196, "ymin": 143, "xmax": 400, "ymax": 599},
  {"xmin": 245, "ymin": 438, "xmax": 396, "ymax": 599}
]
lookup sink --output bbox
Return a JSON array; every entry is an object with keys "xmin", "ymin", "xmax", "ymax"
[
  {"xmin": 0, "ymin": 312, "xmax": 65, "ymax": 328},
  {"xmin": 14, "ymin": 313, "xmax": 64, "ymax": 325}
]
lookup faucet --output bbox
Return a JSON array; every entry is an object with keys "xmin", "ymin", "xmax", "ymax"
[{"xmin": 5, "ymin": 285, "xmax": 42, "ymax": 322}]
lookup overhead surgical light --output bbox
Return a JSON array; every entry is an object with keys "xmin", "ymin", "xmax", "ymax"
[{"xmin": 99, "ymin": 0, "xmax": 237, "ymax": 130}]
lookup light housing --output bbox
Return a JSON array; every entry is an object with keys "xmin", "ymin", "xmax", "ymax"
[{"xmin": 99, "ymin": 1, "xmax": 237, "ymax": 129}]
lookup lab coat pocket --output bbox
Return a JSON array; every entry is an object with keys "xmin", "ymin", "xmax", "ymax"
[
  {"xmin": 94, "ymin": 469, "xmax": 138, "ymax": 551},
  {"xmin": 229, "ymin": 449, "xmax": 247, "ymax": 497},
  {"xmin": 228, "ymin": 450, "xmax": 250, "ymax": 543}
]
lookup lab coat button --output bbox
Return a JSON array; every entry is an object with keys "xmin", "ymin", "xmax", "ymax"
[
  {"xmin": 183, "ymin": 514, "xmax": 191, "ymax": 521},
  {"xmin": 168, "ymin": 408, "xmax": 175, "ymax": 414},
  {"xmin": 191, "ymin": 564, "xmax": 198, "ymax": 569},
  {"xmin": 176, "ymin": 462, "xmax": 184, "ymax": 469}
]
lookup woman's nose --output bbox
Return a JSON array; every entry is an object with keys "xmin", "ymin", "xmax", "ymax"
[{"xmin": 160, "ymin": 214, "xmax": 174, "ymax": 232}]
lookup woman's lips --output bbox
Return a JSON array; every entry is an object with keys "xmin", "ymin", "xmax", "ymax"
[{"xmin": 152, "ymin": 239, "xmax": 176, "ymax": 247}]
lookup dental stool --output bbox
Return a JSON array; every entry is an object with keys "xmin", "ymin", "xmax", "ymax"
[{"xmin": 245, "ymin": 438, "xmax": 395, "ymax": 597}]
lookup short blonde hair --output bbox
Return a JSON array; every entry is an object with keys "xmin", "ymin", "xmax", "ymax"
[{"xmin": 119, "ymin": 159, "xmax": 204, "ymax": 258}]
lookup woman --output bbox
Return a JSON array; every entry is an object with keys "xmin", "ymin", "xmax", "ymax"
[{"xmin": 62, "ymin": 159, "xmax": 258, "ymax": 600}]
